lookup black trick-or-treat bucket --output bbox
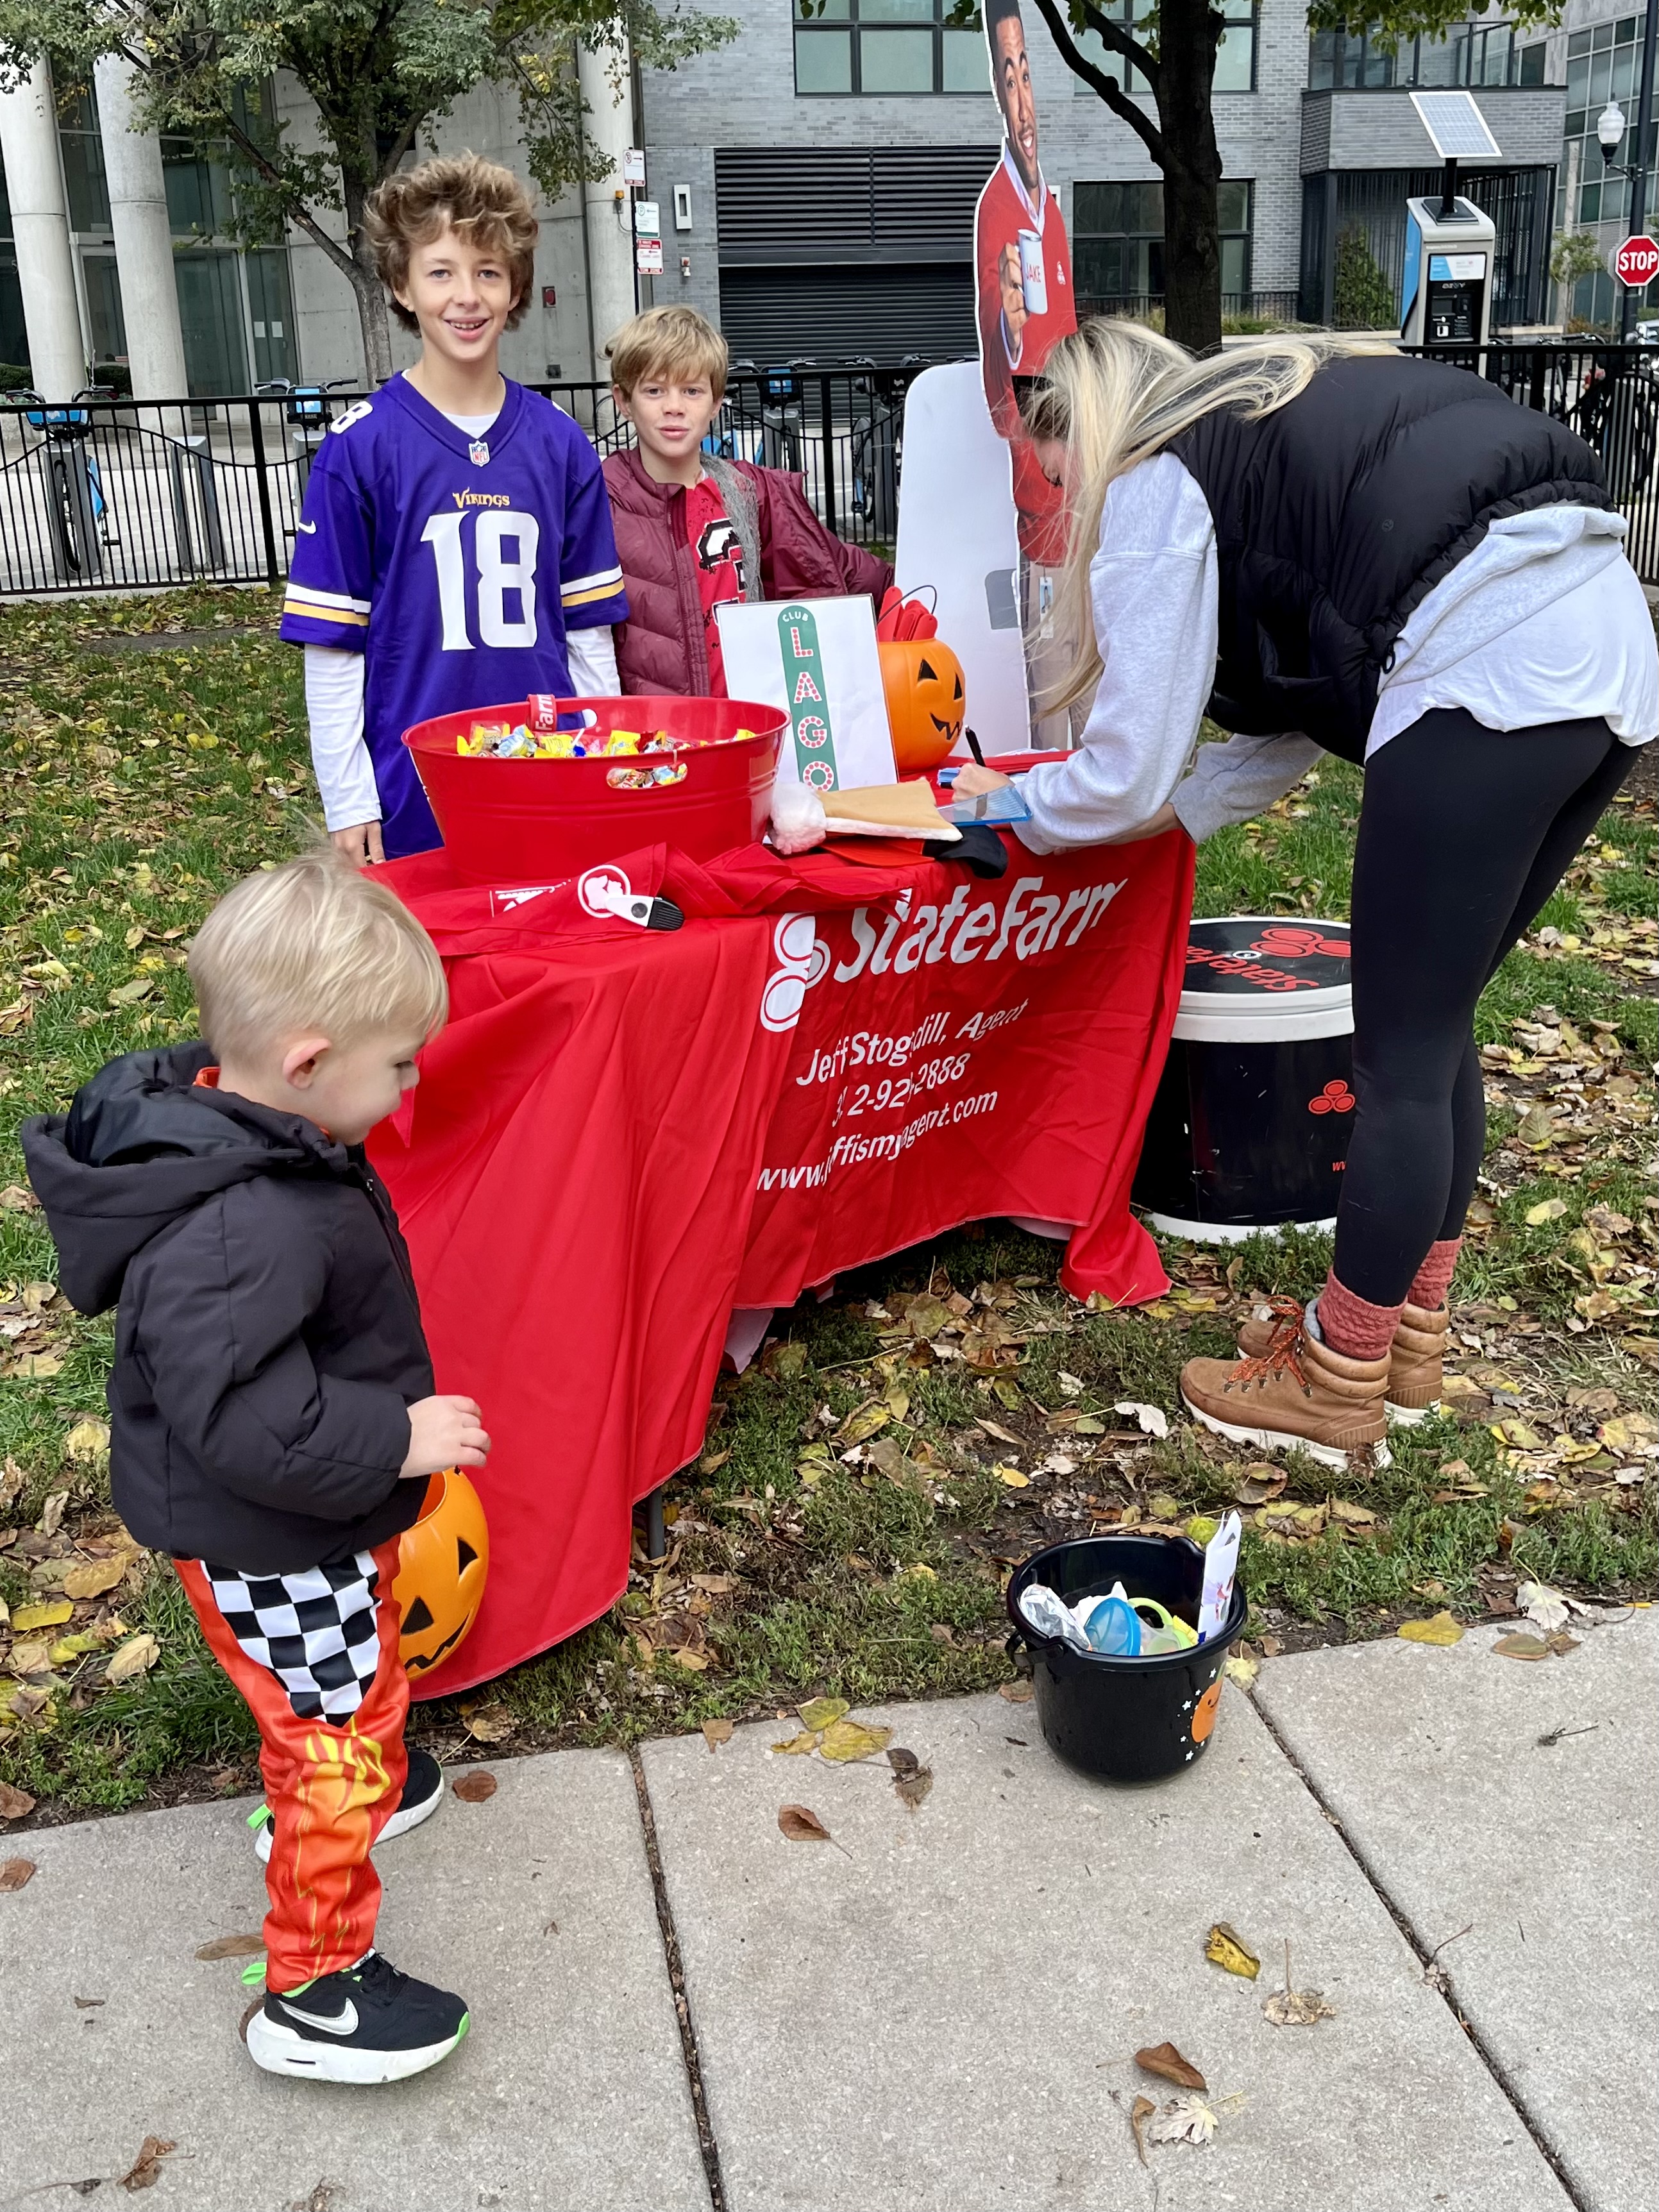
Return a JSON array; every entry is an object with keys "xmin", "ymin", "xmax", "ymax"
[
  {"xmin": 1006, "ymin": 1534, "xmax": 1248, "ymax": 1785},
  {"xmin": 1133, "ymin": 915, "xmax": 1354, "ymax": 1242}
]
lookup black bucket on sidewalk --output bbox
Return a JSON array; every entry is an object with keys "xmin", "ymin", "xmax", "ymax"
[{"xmin": 1006, "ymin": 1534, "xmax": 1248, "ymax": 1785}]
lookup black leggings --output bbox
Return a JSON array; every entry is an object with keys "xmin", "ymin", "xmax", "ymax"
[{"xmin": 1335, "ymin": 708, "xmax": 1635, "ymax": 1308}]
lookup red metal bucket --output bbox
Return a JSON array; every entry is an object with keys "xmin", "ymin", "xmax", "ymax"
[{"xmin": 403, "ymin": 695, "xmax": 786, "ymax": 884}]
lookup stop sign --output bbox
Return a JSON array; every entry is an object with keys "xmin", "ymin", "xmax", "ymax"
[{"xmin": 1614, "ymin": 234, "xmax": 1659, "ymax": 287}]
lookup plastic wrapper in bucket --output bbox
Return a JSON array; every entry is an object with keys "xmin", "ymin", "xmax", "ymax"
[
  {"xmin": 1133, "ymin": 916, "xmax": 1354, "ymax": 1241},
  {"xmin": 1006, "ymin": 1532, "xmax": 1247, "ymax": 1784}
]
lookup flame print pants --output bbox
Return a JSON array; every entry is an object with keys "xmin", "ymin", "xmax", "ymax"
[{"xmin": 174, "ymin": 1537, "xmax": 408, "ymax": 1995}]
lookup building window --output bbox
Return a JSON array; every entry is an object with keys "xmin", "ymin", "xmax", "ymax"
[
  {"xmin": 1073, "ymin": 4, "xmax": 1256, "ymax": 96},
  {"xmin": 794, "ymin": 1, "xmax": 989, "ymax": 97},
  {"xmin": 57, "ymin": 90, "xmax": 112, "ymax": 234},
  {"xmin": 1073, "ymin": 178, "xmax": 1253, "ymax": 303},
  {"xmin": 1308, "ymin": 17, "xmax": 1541, "ymax": 92},
  {"xmin": 1560, "ymin": 12, "xmax": 1656, "ymax": 323}
]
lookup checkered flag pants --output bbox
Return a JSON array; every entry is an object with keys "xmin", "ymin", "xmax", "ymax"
[
  {"xmin": 175, "ymin": 1536, "xmax": 409, "ymax": 1991},
  {"xmin": 199, "ymin": 1550, "xmax": 385, "ymax": 1723}
]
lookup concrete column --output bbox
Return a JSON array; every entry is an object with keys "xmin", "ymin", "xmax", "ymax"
[
  {"xmin": 578, "ymin": 38, "xmax": 639, "ymax": 377},
  {"xmin": 0, "ymin": 59, "xmax": 87, "ymax": 399},
  {"xmin": 94, "ymin": 53, "xmax": 189, "ymax": 401}
]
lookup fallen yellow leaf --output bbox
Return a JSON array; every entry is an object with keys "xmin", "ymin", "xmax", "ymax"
[
  {"xmin": 770, "ymin": 1730, "xmax": 821, "ymax": 1755},
  {"xmin": 1524, "ymin": 1198, "xmax": 1569, "ymax": 1226},
  {"xmin": 995, "ymin": 1465, "xmax": 1029, "ymax": 1488},
  {"xmin": 818, "ymin": 1718, "xmax": 894, "ymax": 1764},
  {"xmin": 64, "ymin": 1419, "xmax": 110, "ymax": 1463},
  {"xmin": 104, "ymin": 1632, "xmax": 160, "ymax": 1684},
  {"xmin": 62, "ymin": 1557, "xmax": 126, "ymax": 1601},
  {"xmin": 1397, "ymin": 1612, "xmax": 1465, "ymax": 1646},
  {"xmin": 798, "ymin": 1696, "xmax": 849, "ymax": 1733},
  {"xmin": 12, "ymin": 1601, "xmax": 73, "ymax": 1634},
  {"xmin": 1204, "ymin": 1922, "xmax": 1260, "ymax": 1979}
]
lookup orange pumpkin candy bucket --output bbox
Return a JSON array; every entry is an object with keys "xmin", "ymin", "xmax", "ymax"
[
  {"xmin": 878, "ymin": 636, "xmax": 967, "ymax": 773},
  {"xmin": 394, "ymin": 1466, "xmax": 490, "ymax": 1679}
]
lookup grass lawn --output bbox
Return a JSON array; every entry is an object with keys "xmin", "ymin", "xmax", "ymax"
[{"xmin": 0, "ymin": 586, "xmax": 1653, "ymax": 1826}]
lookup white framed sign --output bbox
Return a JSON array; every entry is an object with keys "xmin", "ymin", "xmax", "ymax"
[{"xmin": 715, "ymin": 595, "xmax": 897, "ymax": 793}]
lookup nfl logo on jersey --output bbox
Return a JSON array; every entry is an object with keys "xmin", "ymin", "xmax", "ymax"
[{"xmin": 469, "ymin": 439, "xmax": 491, "ymax": 467}]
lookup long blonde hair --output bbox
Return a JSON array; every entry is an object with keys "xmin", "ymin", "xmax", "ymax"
[{"xmin": 1025, "ymin": 321, "xmax": 1395, "ymax": 715}]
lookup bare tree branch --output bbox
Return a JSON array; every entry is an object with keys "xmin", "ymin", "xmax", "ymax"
[{"xmin": 1030, "ymin": 0, "xmax": 1166, "ymax": 166}]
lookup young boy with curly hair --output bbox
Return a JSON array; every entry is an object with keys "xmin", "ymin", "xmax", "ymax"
[
  {"xmin": 25, "ymin": 852, "xmax": 487, "ymax": 2084},
  {"xmin": 282, "ymin": 154, "xmax": 628, "ymax": 861}
]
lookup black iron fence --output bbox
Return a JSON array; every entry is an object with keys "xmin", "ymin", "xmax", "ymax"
[
  {"xmin": 0, "ymin": 367, "xmax": 929, "ymax": 597},
  {"xmin": 3, "ymin": 345, "xmax": 1657, "ymax": 597},
  {"xmin": 1075, "ymin": 291, "xmax": 1306, "ymax": 327},
  {"xmin": 1406, "ymin": 342, "xmax": 1659, "ymax": 584}
]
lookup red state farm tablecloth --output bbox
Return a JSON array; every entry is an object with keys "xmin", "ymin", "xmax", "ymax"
[{"xmin": 371, "ymin": 826, "xmax": 1194, "ymax": 1695}]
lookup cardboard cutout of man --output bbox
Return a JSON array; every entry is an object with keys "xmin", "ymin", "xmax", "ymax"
[{"xmin": 975, "ymin": 0, "xmax": 1076, "ymax": 570}]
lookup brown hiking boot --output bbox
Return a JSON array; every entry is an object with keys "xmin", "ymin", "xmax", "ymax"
[
  {"xmin": 1236, "ymin": 1296, "xmax": 1445, "ymax": 1427},
  {"xmin": 1384, "ymin": 1301, "xmax": 1447, "ymax": 1423},
  {"xmin": 1181, "ymin": 1322, "xmax": 1391, "ymax": 1472}
]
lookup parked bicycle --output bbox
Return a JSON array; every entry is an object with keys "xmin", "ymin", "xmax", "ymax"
[
  {"xmin": 14, "ymin": 387, "xmax": 119, "ymax": 580},
  {"xmin": 256, "ymin": 376, "xmax": 360, "ymax": 507},
  {"xmin": 847, "ymin": 355, "xmax": 925, "ymax": 539},
  {"xmin": 1552, "ymin": 348, "xmax": 1658, "ymax": 502},
  {"xmin": 757, "ymin": 360, "xmax": 813, "ymax": 473}
]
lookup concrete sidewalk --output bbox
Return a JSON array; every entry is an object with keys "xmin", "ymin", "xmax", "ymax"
[{"xmin": 1, "ymin": 1615, "xmax": 1653, "ymax": 2212}]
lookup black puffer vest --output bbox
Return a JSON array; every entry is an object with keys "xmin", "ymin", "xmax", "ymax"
[{"xmin": 1168, "ymin": 354, "xmax": 1615, "ymax": 763}]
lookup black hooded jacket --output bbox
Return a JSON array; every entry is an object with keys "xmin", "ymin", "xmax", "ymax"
[{"xmin": 22, "ymin": 1043, "xmax": 430, "ymax": 1573}]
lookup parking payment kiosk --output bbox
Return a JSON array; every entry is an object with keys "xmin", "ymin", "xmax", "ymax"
[{"xmin": 1399, "ymin": 91, "xmax": 1503, "ymax": 348}]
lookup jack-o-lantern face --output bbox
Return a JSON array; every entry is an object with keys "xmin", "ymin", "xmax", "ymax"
[
  {"xmin": 879, "ymin": 637, "xmax": 966, "ymax": 773},
  {"xmin": 1190, "ymin": 1677, "xmax": 1222, "ymax": 1744},
  {"xmin": 394, "ymin": 1465, "xmax": 490, "ymax": 1678}
]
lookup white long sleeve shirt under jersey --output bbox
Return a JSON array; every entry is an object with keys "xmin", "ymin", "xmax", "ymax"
[
  {"xmin": 1013, "ymin": 451, "xmax": 1658, "ymax": 852},
  {"xmin": 303, "ymin": 403, "xmax": 620, "ymax": 829}
]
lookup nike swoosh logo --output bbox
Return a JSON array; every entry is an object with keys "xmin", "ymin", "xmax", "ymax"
[
  {"xmin": 296, "ymin": 519, "xmax": 317, "ymax": 534},
  {"xmin": 277, "ymin": 1996, "xmax": 358, "ymax": 2035}
]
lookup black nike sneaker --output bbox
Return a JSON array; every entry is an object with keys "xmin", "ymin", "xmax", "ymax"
[
  {"xmin": 246, "ymin": 1950, "xmax": 469, "ymax": 2084},
  {"xmin": 251, "ymin": 1747, "xmax": 444, "ymax": 1864}
]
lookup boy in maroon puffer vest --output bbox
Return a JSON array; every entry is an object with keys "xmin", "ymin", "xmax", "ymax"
[{"xmin": 602, "ymin": 305, "xmax": 892, "ymax": 697}]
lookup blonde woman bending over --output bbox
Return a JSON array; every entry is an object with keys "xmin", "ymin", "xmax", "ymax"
[{"xmin": 954, "ymin": 321, "xmax": 1655, "ymax": 1468}]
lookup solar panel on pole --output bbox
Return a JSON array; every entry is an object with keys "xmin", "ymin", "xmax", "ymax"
[{"xmin": 1409, "ymin": 91, "xmax": 1503, "ymax": 162}]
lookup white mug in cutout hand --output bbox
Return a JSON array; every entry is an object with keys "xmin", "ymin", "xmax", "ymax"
[{"xmin": 1018, "ymin": 229, "xmax": 1048, "ymax": 319}]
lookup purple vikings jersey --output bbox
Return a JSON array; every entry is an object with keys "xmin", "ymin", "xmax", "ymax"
[{"xmin": 280, "ymin": 374, "xmax": 627, "ymax": 857}]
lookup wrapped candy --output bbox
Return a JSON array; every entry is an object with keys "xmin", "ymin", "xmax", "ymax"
[
  {"xmin": 602, "ymin": 730, "xmax": 643, "ymax": 756},
  {"xmin": 459, "ymin": 720, "xmax": 511, "ymax": 756}
]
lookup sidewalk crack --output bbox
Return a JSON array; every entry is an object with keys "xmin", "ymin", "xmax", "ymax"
[
  {"xmin": 630, "ymin": 1748, "xmax": 727, "ymax": 2212},
  {"xmin": 1251, "ymin": 1698, "xmax": 1590, "ymax": 2212}
]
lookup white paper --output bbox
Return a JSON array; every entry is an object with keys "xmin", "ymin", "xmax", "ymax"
[
  {"xmin": 715, "ymin": 595, "xmax": 897, "ymax": 793},
  {"xmin": 1197, "ymin": 1510, "xmax": 1242, "ymax": 1644}
]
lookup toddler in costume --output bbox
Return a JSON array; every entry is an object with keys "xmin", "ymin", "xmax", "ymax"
[{"xmin": 24, "ymin": 852, "xmax": 487, "ymax": 2084}]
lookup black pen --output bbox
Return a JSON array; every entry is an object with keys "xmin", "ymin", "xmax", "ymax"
[{"xmin": 964, "ymin": 727, "xmax": 986, "ymax": 766}]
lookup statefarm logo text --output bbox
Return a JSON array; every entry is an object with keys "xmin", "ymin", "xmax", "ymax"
[{"xmin": 758, "ymin": 871, "xmax": 1127, "ymax": 1032}]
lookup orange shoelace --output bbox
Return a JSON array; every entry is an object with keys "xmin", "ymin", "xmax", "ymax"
[{"xmin": 1229, "ymin": 1297, "xmax": 1313, "ymax": 1394}]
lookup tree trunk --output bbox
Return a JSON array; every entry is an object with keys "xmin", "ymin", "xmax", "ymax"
[
  {"xmin": 341, "ymin": 164, "xmax": 393, "ymax": 385},
  {"xmin": 1156, "ymin": 0, "xmax": 1224, "ymax": 355}
]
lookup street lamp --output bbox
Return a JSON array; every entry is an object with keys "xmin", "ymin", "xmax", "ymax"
[{"xmin": 1599, "ymin": 100, "xmax": 1628, "ymax": 162}]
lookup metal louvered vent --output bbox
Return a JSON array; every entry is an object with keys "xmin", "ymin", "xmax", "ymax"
[
  {"xmin": 717, "ymin": 266, "xmax": 977, "ymax": 365},
  {"xmin": 714, "ymin": 144, "xmax": 997, "ymax": 266}
]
